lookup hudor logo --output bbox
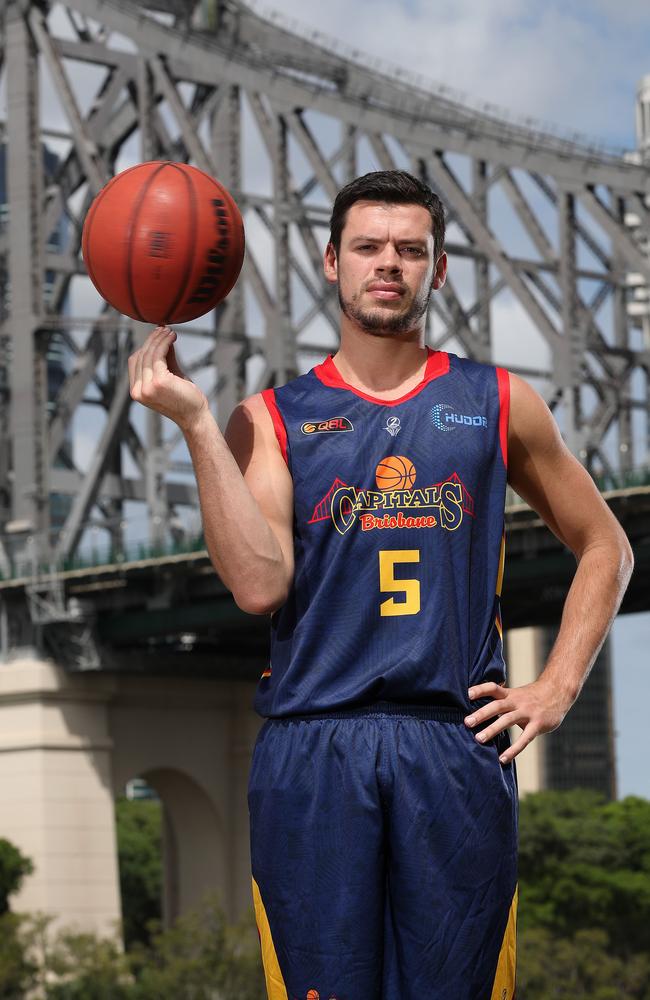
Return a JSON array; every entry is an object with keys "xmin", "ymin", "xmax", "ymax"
[{"xmin": 431, "ymin": 402, "xmax": 487, "ymax": 431}]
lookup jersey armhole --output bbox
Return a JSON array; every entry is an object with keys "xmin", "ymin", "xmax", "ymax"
[
  {"xmin": 496, "ymin": 368, "xmax": 510, "ymax": 470},
  {"xmin": 261, "ymin": 388, "xmax": 289, "ymax": 467}
]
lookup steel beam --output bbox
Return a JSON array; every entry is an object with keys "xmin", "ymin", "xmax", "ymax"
[{"xmin": 5, "ymin": 3, "xmax": 48, "ymax": 561}]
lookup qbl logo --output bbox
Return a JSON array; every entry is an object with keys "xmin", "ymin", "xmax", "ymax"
[
  {"xmin": 301, "ymin": 417, "xmax": 353, "ymax": 434},
  {"xmin": 431, "ymin": 402, "xmax": 487, "ymax": 432}
]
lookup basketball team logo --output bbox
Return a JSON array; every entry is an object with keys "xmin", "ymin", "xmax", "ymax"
[
  {"xmin": 375, "ymin": 455, "xmax": 416, "ymax": 490},
  {"xmin": 307, "ymin": 455, "xmax": 475, "ymax": 535}
]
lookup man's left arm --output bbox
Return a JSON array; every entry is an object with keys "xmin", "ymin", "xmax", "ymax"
[{"xmin": 464, "ymin": 372, "xmax": 634, "ymax": 764}]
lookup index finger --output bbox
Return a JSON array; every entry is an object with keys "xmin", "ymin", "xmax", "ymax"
[{"xmin": 140, "ymin": 326, "xmax": 174, "ymax": 386}]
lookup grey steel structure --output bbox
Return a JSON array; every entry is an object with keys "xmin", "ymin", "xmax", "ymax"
[{"xmin": 0, "ymin": 0, "xmax": 649, "ymax": 666}]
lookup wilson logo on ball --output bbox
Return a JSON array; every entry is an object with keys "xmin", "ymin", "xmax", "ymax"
[{"xmin": 187, "ymin": 198, "xmax": 232, "ymax": 306}]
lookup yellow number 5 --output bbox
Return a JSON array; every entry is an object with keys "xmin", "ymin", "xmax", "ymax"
[{"xmin": 379, "ymin": 550, "xmax": 421, "ymax": 617}]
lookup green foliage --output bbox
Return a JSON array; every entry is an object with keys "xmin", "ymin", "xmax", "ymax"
[
  {"xmin": 518, "ymin": 791, "xmax": 650, "ymax": 957},
  {"xmin": 0, "ymin": 912, "xmax": 37, "ymax": 999},
  {"xmin": 114, "ymin": 798, "xmax": 162, "ymax": 949},
  {"xmin": 0, "ymin": 897, "xmax": 263, "ymax": 1000},
  {"xmin": 518, "ymin": 927, "xmax": 650, "ymax": 1000},
  {"xmin": 130, "ymin": 895, "xmax": 264, "ymax": 1000},
  {"xmin": 40, "ymin": 929, "xmax": 133, "ymax": 1000},
  {"xmin": 4, "ymin": 791, "xmax": 650, "ymax": 996},
  {"xmin": 0, "ymin": 839, "xmax": 34, "ymax": 916}
]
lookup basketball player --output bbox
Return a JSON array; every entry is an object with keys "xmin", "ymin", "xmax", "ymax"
[{"xmin": 128, "ymin": 171, "xmax": 633, "ymax": 1000}]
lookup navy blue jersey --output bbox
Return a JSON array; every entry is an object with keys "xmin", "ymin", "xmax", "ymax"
[{"xmin": 257, "ymin": 349, "xmax": 510, "ymax": 718}]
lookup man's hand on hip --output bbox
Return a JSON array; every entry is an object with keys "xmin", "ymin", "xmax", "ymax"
[{"xmin": 464, "ymin": 679, "xmax": 570, "ymax": 765}]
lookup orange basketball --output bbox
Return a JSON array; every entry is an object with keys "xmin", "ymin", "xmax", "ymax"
[
  {"xmin": 82, "ymin": 161, "xmax": 245, "ymax": 324},
  {"xmin": 306, "ymin": 992, "xmax": 320, "ymax": 1000},
  {"xmin": 375, "ymin": 455, "xmax": 416, "ymax": 491}
]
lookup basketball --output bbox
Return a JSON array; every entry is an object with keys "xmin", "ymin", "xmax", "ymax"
[
  {"xmin": 82, "ymin": 161, "xmax": 245, "ymax": 324},
  {"xmin": 306, "ymin": 991, "xmax": 320, "ymax": 1000},
  {"xmin": 375, "ymin": 455, "xmax": 416, "ymax": 491}
]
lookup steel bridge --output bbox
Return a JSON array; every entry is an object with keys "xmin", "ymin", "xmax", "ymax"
[{"xmin": 0, "ymin": 0, "xmax": 649, "ymax": 669}]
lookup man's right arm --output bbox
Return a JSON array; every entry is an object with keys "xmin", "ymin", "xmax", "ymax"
[
  {"xmin": 129, "ymin": 326, "xmax": 294, "ymax": 614},
  {"xmin": 186, "ymin": 395, "xmax": 294, "ymax": 613}
]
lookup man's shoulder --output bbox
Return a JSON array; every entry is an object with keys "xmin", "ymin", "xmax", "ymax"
[
  {"xmin": 273, "ymin": 368, "xmax": 318, "ymax": 394},
  {"xmin": 449, "ymin": 353, "xmax": 505, "ymax": 376}
]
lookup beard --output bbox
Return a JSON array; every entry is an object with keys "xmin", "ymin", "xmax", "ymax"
[{"xmin": 338, "ymin": 282, "xmax": 432, "ymax": 337}]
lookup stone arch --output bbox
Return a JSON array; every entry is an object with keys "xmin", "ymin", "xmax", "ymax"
[
  {"xmin": 142, "ymin": 766, "xmax": 226, "ymax": 926},
  {"xmin": 109, "ymin": 676, "xmax": 261, "ymax": 922}
]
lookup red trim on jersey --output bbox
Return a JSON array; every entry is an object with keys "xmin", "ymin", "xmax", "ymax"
[
  {"xmin": 261, "ymin": 388, "xmax": 289, "ymax": 466},
  {"xmin": 496, "ymin": 367, "xmax": 510, "ymax": 469},
  {"xmin": 313, "ymin": 348, "xmax": 450, "ymax": 406}
]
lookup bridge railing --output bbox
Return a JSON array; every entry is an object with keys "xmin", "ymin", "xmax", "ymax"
[
  {"xmin": 241, "ymin": 0, "xmax": 630, "ymax": 160},
  {"xmin": 506, "ymin": 464, "xmax": 650, "ymax": 509},
  {"xmin": 1, "ymin": 466, "xmax": 648, "ymax": 582}
]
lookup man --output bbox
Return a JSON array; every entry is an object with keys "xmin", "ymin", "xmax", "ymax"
[{"xmin": 128, "ymin": 170, "xmax": 633, "ymax": 1000}]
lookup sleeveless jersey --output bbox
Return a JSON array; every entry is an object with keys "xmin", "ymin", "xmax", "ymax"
[{"xmin": 256, "ymin": 349, "xmax": 510, "ymax": 718}]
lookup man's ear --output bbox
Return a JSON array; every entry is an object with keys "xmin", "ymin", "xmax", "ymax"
[
  {"xmin": 432, "ymin": 250, "xmax": 448, "ymax": 290},
  {"xmin": 324, "ymin": 241, "xmax": 338, "ymax": 284}
]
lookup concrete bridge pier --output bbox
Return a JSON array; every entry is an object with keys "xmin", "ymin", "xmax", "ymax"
[
  {"xmin": 0, "ymin": 655, "xmax": 122, "ymax": 935},
  {"xmin": 0, "ymin": 655, "xmax": 262, "ymax": 936},
  {"xmin": 109, "ymin": 673, "xmax": 261, "ymax": 927}
]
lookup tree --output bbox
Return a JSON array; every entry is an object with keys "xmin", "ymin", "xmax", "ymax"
[
  {"xmin": 0, "ymin": 839, "xmax": 34, "ymax": 916},
  {"xmin": 0, "ymin": 897, "xmax": 264, "ymax": 999},
  {"xmin": 518, "ymin": 927, "xmax": 650, "ymax": 1000},
  {"xmin": 114, "ymin": 798, "xmax": 162, "ymax": 949},
  {"xmin": 40, "ymin": 929, "xmax": 133, "ymax": 1000},
  {"xmin": 130, "ymin": 895, "xmax": 265, "ymax": 1000},
  {"xmin": 0, "ymin": 913, "xmax": 38, "ymax": 1000},
  {"xmin": 518, "ymin": 791, "xmax": 650, "ymax": 957},
  {"xmin": 0, "ymin": 839, "xmax": 37, "ymax": 999}
]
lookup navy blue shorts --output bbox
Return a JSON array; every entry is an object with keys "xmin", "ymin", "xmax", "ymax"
[{"xmin": 248, "ymin": 704, "xmax": 518, "ymax": 1000}]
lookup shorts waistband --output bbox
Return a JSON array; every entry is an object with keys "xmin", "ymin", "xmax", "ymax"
[{"xmin": 267, "ymin": 701, "xmax": 466, "ymax": 724}]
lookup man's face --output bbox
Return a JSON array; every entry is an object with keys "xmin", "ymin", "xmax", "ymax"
[{"xmin": 324, "ymin": 200, "xmax": 446, "ymax": 337}]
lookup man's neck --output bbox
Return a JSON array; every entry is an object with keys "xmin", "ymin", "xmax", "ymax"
[{"xmin": 332, "ymin": 325, "xmax": 429, "ymax": 399}]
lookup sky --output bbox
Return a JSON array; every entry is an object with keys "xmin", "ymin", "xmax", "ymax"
[
  {"xmin": 253, "ymin": 0, "xmax": 650, "ymax": 150},
  {"xmin": 255, "ymin": 0, "xmax": 650, "ymax": 798}
]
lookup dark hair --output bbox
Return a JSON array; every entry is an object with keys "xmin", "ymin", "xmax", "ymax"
[{"xmin": 328, "ymin": 170, "xmax": 446, "ymax": 259}]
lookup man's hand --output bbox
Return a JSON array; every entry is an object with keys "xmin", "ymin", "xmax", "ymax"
[
  {"xmin": 464, "ymin": 679, "xmax": 571, "ymax": 765},
  {"xmin": 128, "ymin": 325, "xmax": 209, "ymax": 434}
]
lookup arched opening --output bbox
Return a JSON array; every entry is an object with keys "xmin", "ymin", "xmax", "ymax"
[
  {"xmin": 116, "ymin": 778, "xmax": 163, "ymax": 949},
  {"xmin": 134, "ymin": 767, "xmax": 226, "ymax": 929}
]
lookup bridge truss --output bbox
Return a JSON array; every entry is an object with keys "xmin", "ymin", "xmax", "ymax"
[{"xmin": 0, "ymin": 0, "xmax": 649, "ymax": 662}]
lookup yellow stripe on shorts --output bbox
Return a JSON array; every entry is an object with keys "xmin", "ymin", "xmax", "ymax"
[
  {"xmin": 252, "ymin": 877, "xmax": 288, "ymax": 1000},
  {"xmin": 496, "ymin": 532, "xmax": 506, "ymax": 598},
  {"xmin": 490, "ymin": 884, "xmax": 518, "ymax": 1000}
]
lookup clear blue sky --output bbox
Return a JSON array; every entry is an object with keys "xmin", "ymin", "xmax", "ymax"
[{"xmin": 265, "ymin": 0, "xmax": 650, "ymax": 797}]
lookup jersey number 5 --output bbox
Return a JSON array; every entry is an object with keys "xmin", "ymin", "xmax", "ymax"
[{"xmin": 379, "ymin": 550, "xmax": 421, "ymax": 617}]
